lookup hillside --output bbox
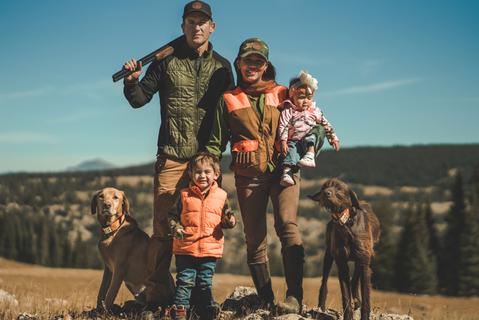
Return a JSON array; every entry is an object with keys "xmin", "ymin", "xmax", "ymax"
[
  {"xmin": 1, "ymin": 258, "xmax": 478, "ymax": 320},
  {"xmin": 107, "ymin": 144, "xmax": 479, "ymax": 187},
  {"xmin": 0, "ymin": 144, "xmax": 478, "ymax": 294}
]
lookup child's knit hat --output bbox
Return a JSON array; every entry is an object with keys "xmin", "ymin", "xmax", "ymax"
[{"xmin": 289, "ymin": 70, "xmax": 318, "ymax": 92}]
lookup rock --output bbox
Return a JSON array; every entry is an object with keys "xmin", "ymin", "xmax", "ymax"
[
  {"xmin": 16, "ymin": 313, "xmax": 39, "ymax": 320},
  {"xmin": 0, "ymin": 288, "xmax": 19, "ymax": 306},
  {"xmin": 221, "ymin": 286, "xmax": 265, "ymax": 316},
  {"xmin": 217, "ymin": 286, "xmax": 414, "ymax": 320},
  {"xmin": 373, "ymin": 314, "xmax": 414, "ymax": 320},
  {"xmin": 305, "ymin": 308, "xmax": 340, "ymax": 320},
  {"xmin": 274, "ymin": 314, "xmax": 307, "ymax": 320}
]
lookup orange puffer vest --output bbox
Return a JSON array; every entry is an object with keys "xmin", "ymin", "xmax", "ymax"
[
  {"xmin": 223, "ymin": 85, "xmax": 288, "ymax": 177},
  {"xmin": 173, "ymin": 181, "xmax": 227, "ymax": 258}
]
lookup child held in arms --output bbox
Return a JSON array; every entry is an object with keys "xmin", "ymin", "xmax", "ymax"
[
  {"xmin": 168, "ymin": 152, "xmax": 236, "ymax": 320},
  {"xmin": 278, "ymin": 70, "xmax": 340, "ymax": 187}
]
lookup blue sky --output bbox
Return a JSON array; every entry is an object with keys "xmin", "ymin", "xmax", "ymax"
[{"xmin": 1, "ymin": 0, "xmax": 478, "ymax": 173}]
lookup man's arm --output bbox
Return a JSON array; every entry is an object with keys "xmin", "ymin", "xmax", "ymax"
[{"xmin": 123, "ymin": 60, "xmax": 162, "ymax": 109}]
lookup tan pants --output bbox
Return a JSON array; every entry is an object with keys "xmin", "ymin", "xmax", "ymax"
[
  {"xmin": 145, "ymin": 155, "xmax": 189, "ymax": 306},
  {"xmin": 235, "ymin": 171, "xmax": 302, "ymax": 264}
]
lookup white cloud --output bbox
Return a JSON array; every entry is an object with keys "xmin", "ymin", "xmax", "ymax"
[
  {"xmin": 0, "ymin": 132, "xmax": 59, "ymax": 144},
  {"xmin": 359, "ymin": 59, "xmax": 386, "ymax": 76},
  {"xmin": 323, "ymin": 78, "xmax": 421, "ymax": 97},
  {"xmin": 0, "ymin": 80, "xmax": 114, "ymax": 102},
  {"xmin": 0, "ymin": 87, "xmax": 53, "ymax": 100}
]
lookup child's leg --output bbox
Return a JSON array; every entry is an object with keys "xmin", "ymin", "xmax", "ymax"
[
  {"xmin": 194, "ymin": 257, "xmax": 219, "ymax": 319},
  {"xmin": 298, "ymin": 134, "xmax": 317, "ymax": 168},
  {"xmin": 283, "ymin": 140, "xmax": 302, "ymax": 168},
  {"xmin": 303, "ymin": 133, "xmax": 317, "ymax": 154},
  {"xmin": 195, "ymin": 257, "xmax": 217, "ymax": 306},
  {"xmin": 173, "ymin": 255, "xmax": 197, "ymax": 309}
]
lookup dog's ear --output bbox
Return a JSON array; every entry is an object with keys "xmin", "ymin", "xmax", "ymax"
[
  {"xmin": 349, "ymin": 189, "xmax": 361, "ymax": 209},
  {"xmin": 91, "ymin": 190, "xmax": 101, "ymax": 214},
  {"xmin": 122, "ymin": 192, "xmax": 130, "ymax": 215},
  {"xmin": 308, "ymin": 191, "xmax": 321, "ymax": 202}
]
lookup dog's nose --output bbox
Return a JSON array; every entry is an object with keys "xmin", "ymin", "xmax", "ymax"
[{"xmin": 104, "ymin": 201, "xmax": 112, "ymax": 208}]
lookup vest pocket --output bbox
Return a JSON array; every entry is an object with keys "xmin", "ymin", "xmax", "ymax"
[{"xmin": 231, "ymin": 140, "xmax": 258, "ymax": 168}]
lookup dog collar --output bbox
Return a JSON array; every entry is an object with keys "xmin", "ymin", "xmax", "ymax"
[
  {"xmin": 331, "ymin": 208, "xmax": 350, "ymax": 225},
  {"xmin": 102, "ymin": 214, "xmax": 125, "ymax": 236}
]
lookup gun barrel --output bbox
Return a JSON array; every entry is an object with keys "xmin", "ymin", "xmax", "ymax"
[{"xmin": 112, "ymin": 36, "xmax": 180, "ymax": 82}]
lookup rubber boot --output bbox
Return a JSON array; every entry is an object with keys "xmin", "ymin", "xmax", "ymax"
[
  {"xmin": 276, "ymin": 245, "xmax": 304, "ymax": 314},
  {"xmin": 249, "ymin": 263, "xmax": 275, "ymax": 310}
]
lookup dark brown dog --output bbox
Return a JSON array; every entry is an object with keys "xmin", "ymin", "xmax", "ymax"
[
  {"xmin": 91, "ymin": 187, "xmax": 149, "ymax": 312},
  {"xmin": 308, "ymin": 178, "xmax": 380, "ymax": 320}
]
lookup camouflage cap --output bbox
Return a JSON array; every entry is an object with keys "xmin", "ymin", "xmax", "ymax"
[
  {"xmin": 237, "ymin": 38, "xmax": 269, "ymax": 61},
  {"xmin": 183, "ymin": 1, "xmax": 212, "ymax": 20}
]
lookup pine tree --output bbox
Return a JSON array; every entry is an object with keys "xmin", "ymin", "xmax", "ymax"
[
  {"xmin": 37, "ymin": 217, "xmax": 51, "ymax": 265},
  {"xmin": 2, "ymin": 214, "xmax": 19, "ymax": 260},
  {"xmin": 424, "ymin": 201, "xmax": 440, "ymax": 284},
  {"xmin": 441, "ymin": 171, "xmax": 466, "ymax": 295},
  {"xmin": 395, "ymin": 202, "xmax": 437, "ymax": 294},
  {"xmin": 456, "ymin": 164, "xmax": 479, "ymax": 296},
  {"xmin": 371, "ymin": 199, "xmax": 397, "ymax": 290}
]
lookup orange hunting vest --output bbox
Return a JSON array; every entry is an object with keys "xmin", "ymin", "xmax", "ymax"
[
  {"xmin": 173, "ymin": 182, "xmax": 227, "ymax": 258},
  {"xmin": 223, "ymin": 85, "xmax": 288, "ymax": 177}
]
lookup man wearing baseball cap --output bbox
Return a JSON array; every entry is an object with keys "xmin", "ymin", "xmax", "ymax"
[{"xmin": 122, "ymin": 1, "xmax": 233, "ymax": 313}]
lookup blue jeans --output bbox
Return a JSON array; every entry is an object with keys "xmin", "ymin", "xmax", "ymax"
[
  {"xmin": 173, "ymin": 255, "xmax": 217, "ymax": 308},
  {"xmin": 283, "ymin": 133, "xmax": 317, "ymax": 167}
]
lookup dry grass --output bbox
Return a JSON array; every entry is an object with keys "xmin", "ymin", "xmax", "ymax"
[{"xmin": 1, "ymin": 258, "xmax": 478, "ymax": 320}]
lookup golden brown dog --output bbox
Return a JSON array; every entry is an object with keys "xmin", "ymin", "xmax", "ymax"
[
  {"xmin": 91, "ymin": 187, "xmax": 149, "ymax": 312},
  {"xmin": 308, "ymin": 178, "xmax": 380, "ymax": 320}
]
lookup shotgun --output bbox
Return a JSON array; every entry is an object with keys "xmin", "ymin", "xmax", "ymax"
[{"xmin": 112, "ymin": 36, "xmax": 182, "ymax": 82}]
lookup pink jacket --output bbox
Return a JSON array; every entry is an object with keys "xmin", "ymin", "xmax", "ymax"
[{"xmin": 278, "ymin": 99, "xmax": 339, "ymax": 145}]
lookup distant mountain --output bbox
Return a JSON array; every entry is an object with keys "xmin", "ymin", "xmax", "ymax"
[{"xmin": 65, "ymin": 158, "xmax": 116, "ymax": 172}]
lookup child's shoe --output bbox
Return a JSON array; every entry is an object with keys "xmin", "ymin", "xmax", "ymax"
[
  {"xmin": 280, "ymin": 168, "xmax": 295, "ymax": 187},
  {"xmin": 298, "ymin": 152, "xmax": 316, "ymax": 168},
  {"xmin": 171, "ymin": 305, "xmax": 188, "ymax": 320}
]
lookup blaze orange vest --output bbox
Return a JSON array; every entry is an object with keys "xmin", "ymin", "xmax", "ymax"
[
  {"xmin": 173, "ymin": 182, "xmax": 227, "ymax": 258},
  {"xmin": 223, "ymin": 85, "xmax": 288, "ymax": 176}
]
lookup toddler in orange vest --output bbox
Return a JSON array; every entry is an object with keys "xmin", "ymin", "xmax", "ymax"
[
  {"xmin": 168, "ymin": 152, "xmax": 236, "ymax": 319},
  {"xmin": 278, "ymin": 70, "xmax": 340, "ymax": 186}
]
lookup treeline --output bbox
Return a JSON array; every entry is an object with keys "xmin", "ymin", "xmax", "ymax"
[
  {"xmin": 371, "ymin": 164, "xmax": 479, "ymax": 296},
  {"xmin": 108, "ymin": 144, "xmax": 479, "ymax": 187},
  {"xmin": 0, "ymin": 204, "xmax": 101, "ymax": 269}
]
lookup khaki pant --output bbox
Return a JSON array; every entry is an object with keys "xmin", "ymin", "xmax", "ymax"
[
  {"xmin": 235, "ymin": 171, "xmax": 302, "ymax": 264},
  {"xmin": 145, "ymin": 155, "xmax": 190, "ymax": 306}
]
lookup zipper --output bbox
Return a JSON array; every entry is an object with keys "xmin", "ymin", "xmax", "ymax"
[
  {"xmin": 259, "ymin": 94, "xmax": 270, "ymax": 170},
  {"xmin": 199, "ymin": 193, "xmax": 205, "ymax": 254},
  {"xmin": 195, "ymin": 58, "xmax": 201, "ymax": 141}
]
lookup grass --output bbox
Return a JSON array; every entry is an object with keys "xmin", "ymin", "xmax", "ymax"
[{"xmin": 1, "ymin": 258, "xmax": 478, "ymax": 319}]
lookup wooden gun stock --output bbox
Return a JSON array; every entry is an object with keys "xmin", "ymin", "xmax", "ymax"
[{"xmin": 112, "ymin": 36, "xmax": 181, "ymax": 82}]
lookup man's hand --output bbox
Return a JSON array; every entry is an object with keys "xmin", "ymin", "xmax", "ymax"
[
  {"xmin": 123, "ymin": 59, "xmax": 143, "ymax": 81},
  {"xmin": 222, "ymin": 208, "xmax": 236, "ymax": 229},
  {"xmin": 331, "ymin": 140, "xmax": 340, "ymax": 152},
  {"xmin": 280, "ymin": 140, "xmax": 289, "ymax": 156}
]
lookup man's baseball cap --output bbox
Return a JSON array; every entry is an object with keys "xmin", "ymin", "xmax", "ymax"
[
  {"xmin": 183, "ymin": 1, "xmax": 212, "ymax": 20},
  {"xmin": 237, "ymin": 38, "xmax": 269, "ymax": 61}
]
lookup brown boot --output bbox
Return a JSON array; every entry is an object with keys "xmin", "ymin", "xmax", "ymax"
[
  {"xmin": 276, "ymin": 245, "xmax": 304, "ymax": 314},
  {"xmin": 249, "ymin": 263, "xmax": 275, "ymax": 309}
]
